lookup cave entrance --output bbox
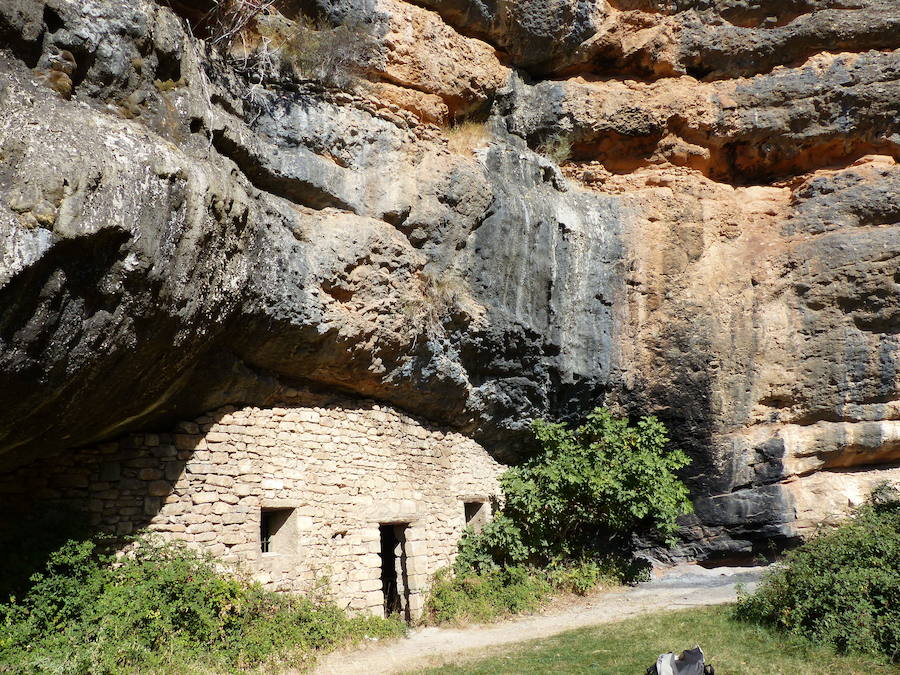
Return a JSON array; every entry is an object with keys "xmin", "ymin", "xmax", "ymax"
[{"xmin": 379, "ymin": 523, "xmax": 410, "ymax": 621}]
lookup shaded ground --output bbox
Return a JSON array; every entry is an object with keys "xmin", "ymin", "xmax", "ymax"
[{"xmin": 314, "ymin": 564, "xmax": 767, "ymax": 674}]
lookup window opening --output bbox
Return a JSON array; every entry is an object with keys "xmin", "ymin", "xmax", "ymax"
[{"xmin": 261, "ymin": 508, "xmax": 294, "ymax": 554}]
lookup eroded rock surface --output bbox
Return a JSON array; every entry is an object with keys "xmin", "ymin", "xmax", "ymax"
[{"xmin": 0, "ymin": 0, "xmax": 898, "ymax": 559}]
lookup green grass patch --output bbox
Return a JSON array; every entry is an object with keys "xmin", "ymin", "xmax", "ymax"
[
  {"xmin": 412, "ymin": 605, "xmax": 897, "ymax": 675},
  {"xmin": 424, "ymin": 556, "xmax": 636, "ymax": 626}
]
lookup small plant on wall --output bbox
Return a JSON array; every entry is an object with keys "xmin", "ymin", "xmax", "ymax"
[
  {"xmin": 399, "ymin": 269, "xmax": 470, "ymax": 342},
  {"xmin": 537, "ymin": 133, "xmax": 573, "ymax": 165},
  {"xmin": 189, "ymin": 1, "xmax": 380, "ymax": 92},
  {"xmin": 445, "ymin": 120, "xmax": 491, "ymax": 156},
  {"xmin": 276, "ymin": 16, "xmax": 378, "ymax": 89}
]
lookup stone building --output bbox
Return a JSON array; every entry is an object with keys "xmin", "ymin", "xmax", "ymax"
[{"xmin": 0, "ymin": 393, "xmax": 504, "ymax": 621}]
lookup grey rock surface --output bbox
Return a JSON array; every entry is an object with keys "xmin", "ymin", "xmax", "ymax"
[{"xmin": 0, "ymin": 0, "xmax": 898, "ymax": 557}]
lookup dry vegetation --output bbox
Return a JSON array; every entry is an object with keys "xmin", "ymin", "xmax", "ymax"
[
  {"xmin": 188, "ymin": 0, "xmax": 376, "ymax": 91},
  {"xmin": 275, "ymin": 18, "xmax": 377, "ymax": 89},
  {"xmin": 400, "ymin": 270, "xmax": 470, "ymax": 340},
  {"xmin": 445, "ymin": 121, "xmax": 491, "ymax": 156},
  {"xmin": 537, "ymin": 134, "xmax": 573, "ymax": 164},
  {"xmin": 200, "ymin": 0, "xmax": 278, "ymax": 45}
]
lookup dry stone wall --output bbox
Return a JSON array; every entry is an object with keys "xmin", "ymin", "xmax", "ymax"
[{"xmin": 0, "ymin": 397, "xmax": 504, "ymax": 618}]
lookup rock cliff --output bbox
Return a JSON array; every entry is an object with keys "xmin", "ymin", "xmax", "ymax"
[{"xmin": 1, "ymin": 0, "xmax": 898, "ymax": 559}]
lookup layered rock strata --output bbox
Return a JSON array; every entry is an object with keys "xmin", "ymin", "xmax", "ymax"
[{"xmin": 0, "ymin": 0, "xmax": 898, "ymax": 558}]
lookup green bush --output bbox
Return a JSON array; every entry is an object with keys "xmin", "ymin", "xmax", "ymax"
[
  {"xmin": 516, "ymin": 409, "xmax": 692, "ymax": 550},
  {"xmin": 734, "ymin": 486, "xmax": 900, "ymax": 662},
  {"xmin": 432, "ymin": 408, "xmax": 689, "ymax": 625},
  {"xmin": 455, "ymin": 513, "xmax": 530, "ymax": 573},
  {"xmin": 457, "ymin": 408, "xmax": 692, "ymax": 575},
  {"xmin": 0, "ymin": 536, "xmax": 405, "ymax": 673},
  {"xmin": 543, "ymin": 555, "xmax": 641, "ymax": 595}
]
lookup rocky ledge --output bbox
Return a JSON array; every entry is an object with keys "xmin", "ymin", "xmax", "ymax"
[{"xmin": 0, "ymin": 0, "xmax": 898, "ymax": 559}]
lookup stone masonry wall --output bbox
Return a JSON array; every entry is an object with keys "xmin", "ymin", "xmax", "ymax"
[{"xmin": 0, "ymin": 396, "xmax": 505, "ymax": 619}]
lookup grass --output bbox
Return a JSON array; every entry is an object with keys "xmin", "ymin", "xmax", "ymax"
[
  {"xmin": 411, "ymin": 605, "xmax": 898, "ymax": 675},
  {"xmin": 400, "ymin": 270, "xmax": 469, "ymax": 340},
  {"xmin": 445, "ymin": 121, "xmax": 490, "ymax": 155}
]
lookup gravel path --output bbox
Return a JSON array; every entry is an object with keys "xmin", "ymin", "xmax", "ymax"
[{"xmin": 314, "ymin": 564, "xmax": 767, "ymax": 674}]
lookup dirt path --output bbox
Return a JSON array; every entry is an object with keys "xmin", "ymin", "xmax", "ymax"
[{"xmin": 314, "ymin": 564, "xmax": 767, "ymax": 675}]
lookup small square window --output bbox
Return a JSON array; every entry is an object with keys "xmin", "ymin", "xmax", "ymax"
[{"xmin": 261, "ymin": 508, "xmax": 295, "ymax": 554}]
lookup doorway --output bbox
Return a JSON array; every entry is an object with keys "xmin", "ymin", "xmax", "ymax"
[{"xmin": 379, "ymin": 523, "xmax": 410, "ymax": 620}]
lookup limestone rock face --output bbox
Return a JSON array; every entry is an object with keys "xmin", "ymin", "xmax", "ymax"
[
  {"xmin": 0, "ymin": 0, "xmax": 898, "ymax": 559},
  {"xmin": 370, "ymin": 0, "xmax": 509, "ymax": 118}
]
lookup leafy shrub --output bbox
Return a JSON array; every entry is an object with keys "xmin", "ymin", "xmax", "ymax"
[
  {"xmin": 734, "ymin": 486, "xmax": 900, "ymax": 662},
  {"xmin": 519, "ymin": 409, "xmax": 692, "ymax": 549},
  {"xmin": 0, "ymin": 536, "xmax": 404, "ymax": 673},
  {"xmin": 426, "ymin": 555, "xmax": 639, "ymax": 625},
  {"xmin": 455, "ymin": 513, "xmax": 530, "ymax": 574},
  {"xmin": 458, "ymin": 408, "xmax": 692, "ymax": 576},
  {"xmin": 543, "ymin": 555, "xmax": 643, "ymax": 595},
  {"xmin": 430, "ymin": 409, "xmax": 687, "ymax": 625}
]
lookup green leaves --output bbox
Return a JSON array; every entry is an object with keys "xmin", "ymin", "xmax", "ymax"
[
  {"xmin": 0, "ymin": 536, "xmax": 405, "ymax": 673},
  {"xmin": 433, "ymin": 408, "xmax": 692, "ymax": 624},
  {"xmin": 513, "ymin": 407, "xmax": 692, "ymax": 553},
  {"xmin": 425, "ymin": 566, "xmax": 552, "ymax": 624},
  {"xmin": 734, "ymin": 496, "xmax": 900, "ymax": 661},
  {"xmin": 457, "ymin": 407, "xmax": 693, "ymax": 574}
]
